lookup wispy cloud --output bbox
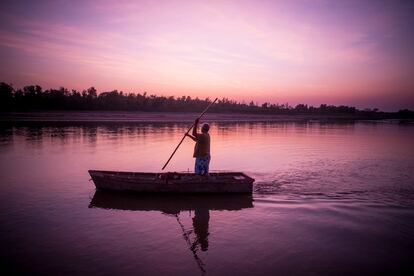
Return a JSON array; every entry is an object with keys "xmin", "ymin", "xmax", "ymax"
[{"xmin": 0, "ymin": 0, "xmax": 412, "ymax": 109}]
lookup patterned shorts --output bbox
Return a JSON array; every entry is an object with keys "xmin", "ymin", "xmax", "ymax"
[{"xmin": 195, "ymin": 156, "xmax": 210, "ymax": 175}]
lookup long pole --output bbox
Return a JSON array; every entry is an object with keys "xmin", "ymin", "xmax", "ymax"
[{"xmin": 162, "ymin": 98, "xmax": 218, "ymax": 170}]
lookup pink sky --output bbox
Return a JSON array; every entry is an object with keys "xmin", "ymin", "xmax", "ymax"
[{"xmin": 0, "ymin": 0, "xmax": 413, "ymax": 110}]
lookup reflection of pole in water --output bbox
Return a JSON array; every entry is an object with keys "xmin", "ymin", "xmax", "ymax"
[{"xmin": 175, "ymin": 214, "xmax": 206, "ymax": 275}]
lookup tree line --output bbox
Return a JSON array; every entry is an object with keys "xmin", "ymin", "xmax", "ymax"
[{"xmin": 0, "ymin": 82, "xmax": 411, "ymax": 116}]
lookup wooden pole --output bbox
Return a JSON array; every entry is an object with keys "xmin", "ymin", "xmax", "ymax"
[{"xmin": 161, "ymin": 98, "xmax": 218, "ymax": 170}]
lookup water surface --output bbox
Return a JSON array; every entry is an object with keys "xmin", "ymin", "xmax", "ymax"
[{"xmin": 0, "ymin": 121, "xmax": 413, "ymax": 275}]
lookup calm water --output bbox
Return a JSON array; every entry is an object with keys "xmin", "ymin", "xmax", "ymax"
[{"xmin": 1, "ymin": 121, "xmax": 413, "ymax": 275}]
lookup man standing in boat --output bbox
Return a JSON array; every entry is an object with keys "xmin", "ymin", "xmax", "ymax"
[{"xmin": 186, "ymin": 118, "xmax": 211, "ymax": 175}]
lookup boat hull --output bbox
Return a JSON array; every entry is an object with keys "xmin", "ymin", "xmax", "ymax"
[{"xmin": 89, "ymin": 170, "xmax": 254, "ymax": 193}]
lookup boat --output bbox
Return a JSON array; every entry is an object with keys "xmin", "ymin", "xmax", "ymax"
[{"xmin": 88, "ymin": 170, "xmax": 254, "ymax": 193}]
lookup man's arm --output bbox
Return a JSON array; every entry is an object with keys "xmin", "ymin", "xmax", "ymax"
[
  {"xmin": 192, "ymin": 118, "xmax": 199, "ymax": 137},
  {"xmin": 185, "ymin": 133, "xmax": 197, "ymax": 141}
]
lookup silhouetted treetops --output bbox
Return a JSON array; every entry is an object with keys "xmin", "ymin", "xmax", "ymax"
[{"xmin": 0, "ymin": 82, "xmax": 411, "ymax": 116}]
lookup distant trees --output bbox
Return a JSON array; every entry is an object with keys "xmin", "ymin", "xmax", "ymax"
[
  {"xmin": 0, "ymin": 82, "xmax": 402, "ymax": 116},
  {"xmin": 397, "ymin": 109, "xmax": 414, "ymax": 118},
  {"xmin": 0, "ymin": 82, "xmax": 13, "ymax": 110}
]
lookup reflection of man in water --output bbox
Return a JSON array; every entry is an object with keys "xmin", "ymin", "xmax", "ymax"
[
  {"xmin": 185, "ymin": 118, "xmax": 210, "ymax": 175},
  {"xmin": 191, "ymin": 208, "xmax": 210, "ymax": 251}
]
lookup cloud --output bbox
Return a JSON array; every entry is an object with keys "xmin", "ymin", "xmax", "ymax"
[{"xmin": 0, "ymin": 0, "xmax": 412, "ymax": 109}]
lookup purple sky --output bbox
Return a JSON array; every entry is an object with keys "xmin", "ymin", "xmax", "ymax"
[{"xmin": 0, "ymin": 0, "xmax": 413, "ymax": 111}]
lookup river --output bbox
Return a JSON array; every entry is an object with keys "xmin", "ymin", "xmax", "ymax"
[{"xmin": 0, "ymin": 121, "xmax": 413, "ymax": 275}]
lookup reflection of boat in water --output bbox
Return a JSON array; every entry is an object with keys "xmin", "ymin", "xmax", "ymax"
[
  {"xmin": 88, "ymin": 170, "xmax": 254, "ymax": 193},
  {"xmin": 89, "ymin": 190, "xmax": 254, "ymax": 275},
  {"xmin": 89, "ymin": 190, "xmax": 253, "ymax": 213}
]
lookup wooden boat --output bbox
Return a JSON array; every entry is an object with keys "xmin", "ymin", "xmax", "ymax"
[{"xmin": 88, "ymin": 170, "xmax": 254, "ymax": 193}]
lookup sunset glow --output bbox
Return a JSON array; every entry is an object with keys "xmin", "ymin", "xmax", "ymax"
[{"xmin": 0, "ymin": 0, "xmax": 413, "ymax": 110}]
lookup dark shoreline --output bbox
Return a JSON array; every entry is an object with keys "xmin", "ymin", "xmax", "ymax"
[{"xmin": 0, "ymin": 111, "xmax": 413, "ymax": 124}]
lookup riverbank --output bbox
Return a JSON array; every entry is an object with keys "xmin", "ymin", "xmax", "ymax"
[{"xmin": 1, "ymin": 111, "xmax": 412, "ymax": 123}]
